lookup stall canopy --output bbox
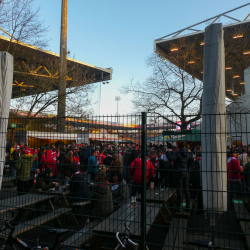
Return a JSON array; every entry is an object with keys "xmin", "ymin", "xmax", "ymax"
[
  {"xmin": 27, "ymin": 131, "xmax": 77, "ymax": 140},
  {"xmin": 184, "ymin": 129, "xmax": 201, "ymax": 141},
  {"xmin": 89, "ymin": 133, "xmax": 118, "ymax": 142},
  {"xmin": 148, "ymin": 134, "xmax": 185, "ymax": 143},
  {"xmin": 148, "ymin": 129, "xmax": 201, "ymax": 142}
]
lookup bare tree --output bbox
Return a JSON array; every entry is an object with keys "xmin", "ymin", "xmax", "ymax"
[
  {"xmin": 120, "ymin": 52, "xmax": 203, "ymax": 130},
  {"xmin": 0, "ymin": 0, "xmax": 48, "ymax": 53},
  {"xmin": 0, "ymin": 0, "xmax": 96, "ymax": 127}
]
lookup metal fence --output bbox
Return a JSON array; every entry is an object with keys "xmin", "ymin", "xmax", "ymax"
[{"xmin": 0, "ymin": 113, "xmax": 250, "ymax": 250}]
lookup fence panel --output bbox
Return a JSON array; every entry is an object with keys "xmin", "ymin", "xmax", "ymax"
[{"xmin": 0, "ymin": 113, "xmax": 249, "ymax": 250}]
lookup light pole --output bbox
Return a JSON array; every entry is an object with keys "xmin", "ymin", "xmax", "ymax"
[
  {"xmin": 57, "ymin": 0, "xmax": 67, "ymax": 133},
  {"xmin": 115, "ymin": 96, "xmax": 121, "ymax": 123}
]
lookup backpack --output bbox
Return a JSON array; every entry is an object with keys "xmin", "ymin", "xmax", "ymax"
[{"xmin": 11, "ymin": 150, "xmax": 19, "ymax": 161}]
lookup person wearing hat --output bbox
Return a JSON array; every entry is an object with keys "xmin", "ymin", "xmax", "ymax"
[
  {"xmin": 30, "ymin": 168, "xmax": 58, "ymax": 192},
  {"xmin": 15, "ymin": 152, "xmax": 37, "ymax": 196}
]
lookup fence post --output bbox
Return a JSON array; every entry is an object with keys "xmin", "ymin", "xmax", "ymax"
[{"xmin": 141, "ymin": 112, "xmax": 147, "ymax": 249}]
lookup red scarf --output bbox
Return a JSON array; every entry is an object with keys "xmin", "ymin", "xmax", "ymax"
[
  {"xmin": 42, "ymin": 165, "xmax": 46, "ymax": 173},
  {"xmin": 34, "ymin": 172, "xmax": 39, "ymax": 184},
  {"xmin": 73, "ymin": 171, "xmax": 81, "ymax": 175},
  {"xmin": 71, "ymin": 171, "xmax": 81, "ymax": 179},
  {"xmin": 94, "ymin": 181, "xmax": 109, "ymax": 187}
]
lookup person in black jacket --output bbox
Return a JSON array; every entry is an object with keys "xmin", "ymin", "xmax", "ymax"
[
  {"xmin": 131, "ymin": 145, "xmax": 139, "ymax": 163},
  {"xmin": 166, "ymin": 149, "xmax": 175, "ymax": 188},
  {"xmin": 38, "ymin": 147, "xmax": 45, "ymax": 172},
  {"xmin": 58, "ymin": 148, "xmax": 67, "ymax": 181},
  {"xmin": 69, "ymin": 167, "xmax": 91, "ymax": 203},
  {"xmin": 110, "ymin": 170, "xmax": 128, "ymax": 210},
  {"xmin": 172, "ymin": 140, "xmax": 193, "ymax": 212},
  {"xmin": 103, "ymin": 154, "xmax": 113, "ymax": 168},
  {"xmin": 91, "ymin": 172, "xmax": 114, "ymax": 218},
  {"xmin": 189, "ymin": 150, "xmax": 203, "ymax": 214},
  {"xmin": 30, "ymin": 168, "xmax": 57, "ymax": 192},
  {"xmin": 80, "ymin": 144, "xmax": 91, "ymax": 172},
  {"xmin": 122, "ymin": 148, "xmax": 132, "ymax": 181}
]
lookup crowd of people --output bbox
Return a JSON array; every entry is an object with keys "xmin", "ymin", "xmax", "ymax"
[
  {"xmin": 6, "ymin": 142, "xmax": 130, "ymax": 219},
  {"xmin": 5, "ymin": 140, "xmax": 250, "ymax": 219}
]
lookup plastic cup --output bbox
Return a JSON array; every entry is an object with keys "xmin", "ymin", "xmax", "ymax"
[
  {"xmin": 131, "ymin": 196, "xmax": 136, "ymax": 208},
  {"xmin": 55, "ymin": 183, "xmax": 59, "ymax": 191},
  {"xmin": 66, "ymin": 183, "xmax": 70, "ymax": 190}
]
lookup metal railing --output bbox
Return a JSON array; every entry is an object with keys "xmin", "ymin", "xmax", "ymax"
[{"xmin": 0, "ymin": 113, "xmax": 249, "ymax": 249}]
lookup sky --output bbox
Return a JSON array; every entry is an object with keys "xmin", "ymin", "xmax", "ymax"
[{"xmin": 31, "ymin": 0, "xmax": 250, "ymax": 116}]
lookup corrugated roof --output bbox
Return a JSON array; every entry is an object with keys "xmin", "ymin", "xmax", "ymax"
[
  {"xmin": 154, "ymin": 20, "xmax": 250, "ymax": 100},
  {"xmin": 0, "ymin": 35, "xmax": 112, "ymax": 98}
]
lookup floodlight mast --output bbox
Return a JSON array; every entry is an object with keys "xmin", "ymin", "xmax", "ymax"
[
  {"xmin": 115, "ymin": 96, "xmax": 121, "ymax": 123},
  {"xmin": 57, "ymin": 0, "xmax": 67, "ymax": 133}
]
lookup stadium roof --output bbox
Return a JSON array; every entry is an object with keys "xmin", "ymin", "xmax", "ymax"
[
  {"xmin": 0, "ymin": 35, "xmax": 112, "ymax": 98},
  {"xmin": 154, "ymin": 4, "xmax": 250, "ymax": 100}
]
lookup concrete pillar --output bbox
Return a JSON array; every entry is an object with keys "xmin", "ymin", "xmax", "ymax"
[
  {"xmin": 0, "ymin": 52, "xmax": 13, "ymax": 189},
  {"xmin": 244, "ymin": 65, "xmax": 250, "ymax": 95},
  {"xmin": 202, "ymin": 23, "xmax": 227, "ymax": 212}
]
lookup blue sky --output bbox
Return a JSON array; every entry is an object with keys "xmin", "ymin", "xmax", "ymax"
[{"xmin": 32, "ymin": 0, "xmax": 250, "ymax": 116}]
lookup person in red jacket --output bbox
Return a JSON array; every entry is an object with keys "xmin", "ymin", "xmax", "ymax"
[
  {"xmin": 96, "ymin": 150, "xmax": 106, "ymax": 165},
  {"xmin": 227, "ymin": 149, "xmax": 243, "ymax": 208},
  {"xmin": 130, "ymin": 155, "xmax": 156, "ymax": 196},
  {"xmin": 22, "ymin": 144, "xmax": 32, "ymax": 155},
  {"xmin": 41, "ymin": 146, "xmax": 57, "ymax": 178}
]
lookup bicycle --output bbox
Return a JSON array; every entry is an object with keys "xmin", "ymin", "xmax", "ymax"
[
  {"xmin": 0, "ymin": 218, "xmax": 32, "ymax": 250},
  {"xmin": 183, "ymin": 240, "xmax": 241, "ymax": 250},
  {"xmin": 0, "ymin": 219, "xmax": 85, "ymax": 250},
  {"xmin": 115, "ymin": 223, "xmax": 139, "ymax": 250}
]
